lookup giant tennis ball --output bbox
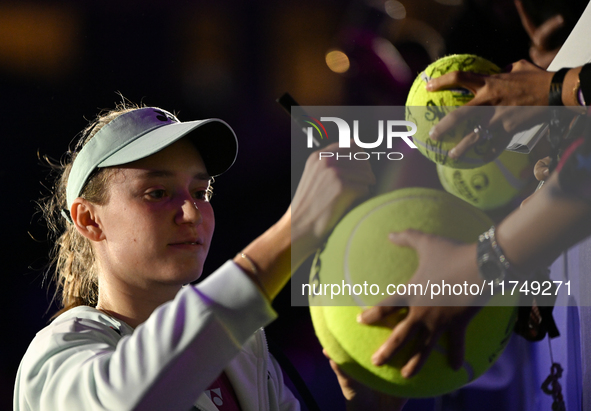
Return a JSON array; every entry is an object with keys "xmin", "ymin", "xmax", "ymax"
[
  {"xmin": 406, "ymin": 54, "xmax": 501, "ymax": 169},
  {"xmin": 437, "ymin": 150, "xmax": 534, "ymax": 210},
  {"xmin": 309, "ymin": 187, "xmax": 518, "ymax": 397}
]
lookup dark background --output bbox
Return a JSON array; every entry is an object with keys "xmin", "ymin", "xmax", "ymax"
[{"xmin": 1, "ymin": 0, "xmax": 544, "ymax": 409}]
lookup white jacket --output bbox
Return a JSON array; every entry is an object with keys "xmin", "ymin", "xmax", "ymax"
[{"xmin": 14, "ymin": 261, "xmax": 300, "ymax": 411}]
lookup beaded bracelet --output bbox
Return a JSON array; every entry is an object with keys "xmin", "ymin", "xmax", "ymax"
[{"xmin": 477, "ymin": 226, "xmax": 511, "ymax": 287}]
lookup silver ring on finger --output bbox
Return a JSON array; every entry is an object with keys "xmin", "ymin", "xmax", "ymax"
[{"xmin": 474, "ymin": 125, "xmax": 493, "ymax": 142}]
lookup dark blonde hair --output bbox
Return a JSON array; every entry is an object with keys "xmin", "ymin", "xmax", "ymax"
[{"xmin": 40, "ymin": 102, "xmax": 140, "ymax": 318}]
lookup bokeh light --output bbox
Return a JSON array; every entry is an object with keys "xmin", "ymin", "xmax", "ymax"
[
  {"xmin": 325, "ymin": 49, "xmax": 350, "ymax": 73},
  {"xmin": 385, "ymin": 0, "xmax": 407, "ymax": 20}
]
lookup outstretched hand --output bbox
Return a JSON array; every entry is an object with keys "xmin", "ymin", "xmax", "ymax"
[
  {"xmin": 427, "ymin": 60, "xmax": 552, "ymax": 161},
  {"xmin": 427, "ymin": 59, "xmax": 551, "ymax": 108},
  {"xmin": 358, "ymin": 230, "xmax": 485, "ymax": 378}
]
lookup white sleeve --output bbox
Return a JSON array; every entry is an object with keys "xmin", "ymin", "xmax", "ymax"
[{"xmin": 14, "ymin": 261, "xmax": 277, "ymax": 411}]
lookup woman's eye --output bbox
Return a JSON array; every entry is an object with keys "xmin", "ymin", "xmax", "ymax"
[
  {"xmin": 193, "ymin": 190, "xmax": 212, "ymax": 202},
  {"xmin": 146, "ymin": 189, "xmax": 166, "ymax": 200}
]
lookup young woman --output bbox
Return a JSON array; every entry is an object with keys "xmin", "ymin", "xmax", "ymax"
[{"xmin": 13, "ymin": 103, "xmax": 378, "ymax": 411}]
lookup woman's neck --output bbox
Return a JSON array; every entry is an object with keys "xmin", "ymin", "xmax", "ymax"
[{"xmin": 96, "ymin": 277, "xmax": 181, "ymax": 328}]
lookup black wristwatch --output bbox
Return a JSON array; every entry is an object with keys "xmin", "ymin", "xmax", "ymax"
[
  {"xmin": 477, "ymin": 226, "xmax": 510, "ymax": 287},
  {"xmin": 549, "ymin": 67, "xmax": 570, "ymax": 106}
]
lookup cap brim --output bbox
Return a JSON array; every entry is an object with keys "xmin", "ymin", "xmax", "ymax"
[{"xmin": 98, "ymin": 118, "xmax": 238, "ymax": 177}]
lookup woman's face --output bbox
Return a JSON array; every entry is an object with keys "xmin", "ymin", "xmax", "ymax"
[{"xmin": 92, "ymin": 138, "xmax": 215, "ymax": 289}]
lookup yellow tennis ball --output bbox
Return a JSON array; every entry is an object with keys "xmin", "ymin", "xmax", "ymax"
[
  {"xmin": 405, "ymin": 54, "xmax": 501, "ymax": 169},
  {"xmin": 436, "ymin": 150, "xmax": 534, "ymax": 210},
  {"xmin": 309, "ymin": 188, "xmax": 517, "ymax": 397}
]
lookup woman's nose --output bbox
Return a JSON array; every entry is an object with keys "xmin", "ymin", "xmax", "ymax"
[{"xmin": 177, "ymin": 198, "xmax": 203, "ymax": 225}]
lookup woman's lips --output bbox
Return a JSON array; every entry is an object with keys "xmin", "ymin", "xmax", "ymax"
[{"xmin": 168, "ymin": 239, "xmax": 204, "ymax": 249}]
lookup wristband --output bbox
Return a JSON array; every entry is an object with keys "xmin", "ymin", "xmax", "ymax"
[{"xmin": 548, "ymin": 68, "xmax": 570, "ymax": 106}]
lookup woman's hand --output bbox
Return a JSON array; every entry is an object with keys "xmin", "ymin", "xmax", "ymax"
[
  {"xmin": 324, "ymin": 350, "xmax": 407, "ymax": 411},
  {"xmin": 291, "ymin": 141, "xmax": 375, "ymax": 268},
  {"xmin": 358, "ymin": 230, "xmax": 485, "ymax": 378},
  {"xmin": 427, "ymin": 60, "xmax": 552, "ymax": 161}
]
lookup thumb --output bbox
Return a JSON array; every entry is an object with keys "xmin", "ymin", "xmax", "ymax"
[{"xmin": 358, "ymin": 303, "xmax": 407, "ymax": 325}]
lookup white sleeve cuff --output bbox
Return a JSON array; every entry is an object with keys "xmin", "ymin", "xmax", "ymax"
[{"xmin": 193, "ymin": 260, "xmax": 277, "ymax": 341}]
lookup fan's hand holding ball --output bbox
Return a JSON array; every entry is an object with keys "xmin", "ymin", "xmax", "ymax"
[
  {"xmin": 427, "ymin": 59, "xmax": 553, "ymax": 160},
  {"xmin": 310, "ymin": 188, "xmax": 518, "ymax": 398},
  {"xmin": 358, "ymin": 232, "xmax": 485, "ymax": 380},
  {"xmin": 405, "ymin": 54, "xmax": 501, "ymax": 168}
]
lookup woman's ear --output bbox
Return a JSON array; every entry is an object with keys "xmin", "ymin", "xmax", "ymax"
[{"xmin": 71, "ymin": 199, "xmax": 105, "ymax": 242}]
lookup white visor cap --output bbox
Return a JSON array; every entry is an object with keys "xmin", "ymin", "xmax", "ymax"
[{"xmin": 66, "ymin": 107, "xmax": 238, "ymax": 209}]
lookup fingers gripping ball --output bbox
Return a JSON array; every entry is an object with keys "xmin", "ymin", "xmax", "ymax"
[
  {"xmin": 309, "ymin": 188, "xmax": 518, "ymax": 397},
  {"xmin": 405, "ymin": 54, "xmax": 501, "ymax": 169},
  {"xmin": 437, "ymin": 150, "xmax": 535, "ymax": 210}
]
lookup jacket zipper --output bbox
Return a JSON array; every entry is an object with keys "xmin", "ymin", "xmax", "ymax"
[{"xmin": 258, "ymin": 328, "xmax": 270, "ymax": 411}]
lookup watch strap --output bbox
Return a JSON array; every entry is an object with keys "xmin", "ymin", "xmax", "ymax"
[{"xmin": 549, "ymin": 67, "xmax": 570, "ymax": 106}]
